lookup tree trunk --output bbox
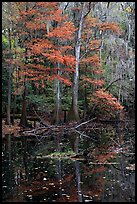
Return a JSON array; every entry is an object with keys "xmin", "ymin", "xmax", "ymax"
[
  {"xmin": 75, "ymin": 161, "xmax": 83, "ymax": 202},
  {"xmin": 6, "ymin": 28, "xmax": 12, "ymax": 125},
  {"xmin": 67, "ymin": 3, "xmax": 86, "ymax": 122},
  {"xmin": 12, "ymin": 94, "xmax": 16, "ymax": 125},
  {"xmin": 12, "ymin": 35, "xmax": 17, "ymax": 125},
  {"xmin": 20, "ymin": 6, "xmax": 29, "ymax": 127},
  {"xmin": 53, "ymin": 64, "xmax": 62, "ymax": 124},
  {"xmin": 54, "ymin": 79, "xmax": 61, "ymax": 124},
  {"xmin": 6, "ymin": 66, "xmax": 11, "ymax": 125},
  {"xmin": 83, "ymin": 86, "xmax": 88, "ymax": 119},
  {"xmin": 20, "ymin": 80, "xmax": 28, "ymax": 127}
]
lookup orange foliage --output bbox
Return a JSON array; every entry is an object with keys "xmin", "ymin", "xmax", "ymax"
[
  {"xmin": 88, "ymin": 40, "xmax": 101, "ymax": 51},
  {"xmin": 82, "ymin": 77, "xmax": 104, "ymax": 87},
  {"xmin": 93, "ymin": 89, "xmax": 123, "ymax": 110},
  {"xmin": 47, "ymin": 21, "xmax": 76, "ymax": 40},
  {"xmin": 15, "ymin": 2, "xmax": 76, "ymax": 87},
  {"xmin": 98, "ymin": 22, "xmax": 120, "ymax": 34},
  {"xmin": 83, "ymin": 16, "xmax": 99, "ymax": 29},
  {"xmin": 80, "ymin": 54, "xmax": 101, "ymax": 67},
  {"xmin": 90, "ymin": 89, "xmax": 123, "ymax": 117},
  {"xmin": 80, "ymin": 14, "xmax": 121, "ymax": 118}
]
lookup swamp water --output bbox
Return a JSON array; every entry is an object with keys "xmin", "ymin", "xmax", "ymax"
[{"xmin": 2, "ymin": 124, "xmax": 135, "ymax": 202}]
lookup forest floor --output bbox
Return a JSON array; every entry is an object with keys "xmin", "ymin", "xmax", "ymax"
[{"xmin": 2, "ymin": 119, "xmax": 21, "ymax": 136}]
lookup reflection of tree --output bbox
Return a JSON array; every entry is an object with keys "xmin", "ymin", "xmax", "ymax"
[
  {"xmin": 81, "ymin": 165, "xmax": 106, "ymax": 202},
  {"xmin": 3, "ymin": 133, "xmax": 135, "ymax": 202},
  {"xmin": 21, "ymin": 137, "xmax": 30, "ymax": 181},
  {"xmin": 74, "ymin": 161, "xmax": 83, "ymax": 202},
  {"xmin": 55, "ymin": 158, "xmax": 62, "ymax": 197},
  {"xmin": 102, "ymin": 154, "xmax": 135, "ymax": 202},
  {"xmin": 2, "ymin": 135, "xmax": 15, "ymax": 200}
]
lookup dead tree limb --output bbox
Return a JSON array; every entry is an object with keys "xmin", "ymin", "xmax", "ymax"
[
  {"xmin": 74, "ymin": 117, "xmax": 96, "ymax": 129},
  {"xmin": 105, "ymin": 78, "xmax": 123, "ymax": 91},
  {"xmin": 74, "ymin": 129, "xmax": 97, "ymax": 141}
]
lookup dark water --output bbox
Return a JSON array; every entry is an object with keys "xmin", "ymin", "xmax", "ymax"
[{"xmin": 2, "ymin": 126, "xmax": 135, "ymax": 202}]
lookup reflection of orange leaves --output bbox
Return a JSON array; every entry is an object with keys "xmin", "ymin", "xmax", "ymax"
[
  {"xmin": 56, "ymin": 194, "xmax": 78, "ymax": 202},
  {"xmin": 71, "ymin": 7, "xmax": 81, "ymax": 11},
  {"xmin": 82, "ymin": 176, "xmax": 105, "ymax": 201},
  {"xmin": 56, "ymin": 196, "xmax": 70, "ymax": 202},
  {"xmin": 91, "ymin": 166, "xmax": 106, "ymax": 174},
  {"xmin": 83, "ymin": 166, "xmax": 106, "ymax": 176},
  {"xmin": 63, "ymin": 174, "xmax": 74, "ymax": 182},
  {"xmin": 96, "ymin": 152, "xmax": 117, "ymax": 163}
]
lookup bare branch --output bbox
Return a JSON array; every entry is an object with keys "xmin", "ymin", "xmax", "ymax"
[
  {"xmin": 84, "ymin": 2, "xmax": 92, "ymax": 18},
  {"xmin": 74, "ymin": 117, "xmax": 97, "ymax": 129},
  {"xmin": 63, "ymin": 2, "xmax": 69, "ymax": 12},
  {"xmin": 32, "ymin": 107, "xmax": 51, "ymax": 128},
  {"xmin": 74, "ymin": 129, "xmax": 97, "ymax": 141},
  {"xmin": 105, "ymin": 78, "xmax": 123, "ymax": 91}
]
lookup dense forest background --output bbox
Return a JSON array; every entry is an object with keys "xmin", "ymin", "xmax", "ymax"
[{"xmin": 2, "ymin": 2, "xmax": 135, "ymax": 127}]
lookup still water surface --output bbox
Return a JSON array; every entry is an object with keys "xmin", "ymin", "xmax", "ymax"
[{"xmin": 2, "ymin": 127, "xmax": 135, "ymax": 202}]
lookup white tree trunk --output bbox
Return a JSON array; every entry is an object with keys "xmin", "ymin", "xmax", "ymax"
[{"xmin": 72, "ymin": 2, "xmax": 86, "ymax": 120}]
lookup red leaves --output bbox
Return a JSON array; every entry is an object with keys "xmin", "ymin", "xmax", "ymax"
[
  {"xmin": 88, "ymin": 40, "xmax": 101, "ymax": 51},
  {"xmin": 47, "ymin": 21, "xmax": 76, "ymax": 40},
  {"xmin": 95, "ymin": 152, "xmax": 117, "ymax": 163},
  {"xmin": 16, "ymin": 2, "xmax": 76, "ymax": 87},
  {"xmin": 63, "ymin": 55, "xmax": 76, "ymax": 67},
  {"xmin": 80, "ymin": 54, "xmax": 101, "ymax": 67},
  {"xmin": 83, "ymin": 166, "xmax": 106, "ymax": 176},
  {"xmin": 98, "ymin": 22, "xmax": 120, "ymax": 34},
  {"xmin": 94, "ymin": 89, "xmax": 123, "ymax": 110},
  {"xmin": 91, "ymin": 89, "xmax": 123, "ymax": 117},
  {"xmin": 29, "ymin": 39, "xmax": 53, "ymax": 55},
  {"xmin": 82, "ymin": 78, "xmax": 104, "ymax": 87},
  {"xmin": 52, "ymin": 75, "xmax": 72, "ymax": 86}
]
